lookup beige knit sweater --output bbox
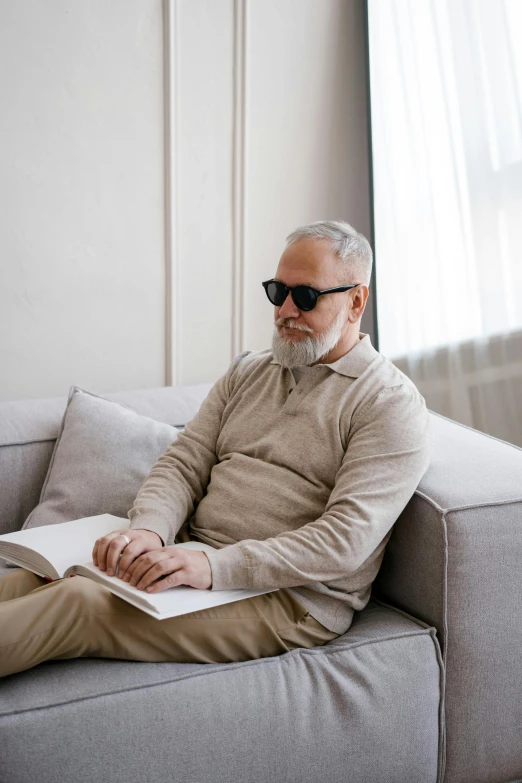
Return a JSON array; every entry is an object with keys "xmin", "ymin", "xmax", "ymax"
[{"xmin": 128, "ymin": 332, "xmax": 432, "ymax": 634}]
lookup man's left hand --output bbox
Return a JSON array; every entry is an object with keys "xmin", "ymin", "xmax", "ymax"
[{"xmin": 117, "ymin": 547, "xmax": 213, "ymax": 592}]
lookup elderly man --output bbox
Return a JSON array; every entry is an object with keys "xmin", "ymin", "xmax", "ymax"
[{"xmin": 0, "ymin": 220, "xmax": 431, "ymax": 677}]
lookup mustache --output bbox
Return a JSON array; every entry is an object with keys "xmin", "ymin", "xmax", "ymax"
[{"xmin": 275, "ymin": 318, "xmax": 313, "ymax": 333}]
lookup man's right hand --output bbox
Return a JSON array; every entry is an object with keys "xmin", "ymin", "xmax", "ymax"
[{"xmin": 92, "ymin": 528, "xmax": 164, "ymax": 578}]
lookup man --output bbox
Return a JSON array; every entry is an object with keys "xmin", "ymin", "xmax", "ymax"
[{"xmin": 0, "ymin": 220, "xmax": 432, "ymax": 678}]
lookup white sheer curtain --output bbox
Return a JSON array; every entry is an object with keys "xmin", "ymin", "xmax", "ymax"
[{"xmin": 368, "ymin": 0, "xmax": 522, "ymax": 446}]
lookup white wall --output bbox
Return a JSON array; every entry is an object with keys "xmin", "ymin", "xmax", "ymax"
[
  {"xmin": 0, "ymin": 0, "xmax": 165, "ymax": 401},
  {"xmin": 0, "ymin": 0, "xmax": 373, "ymax": 401}
]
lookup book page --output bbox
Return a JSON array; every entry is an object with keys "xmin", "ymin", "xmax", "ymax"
[{"xmin": 0, "ymin": 514, "xmax": 129, "ymax": 578}]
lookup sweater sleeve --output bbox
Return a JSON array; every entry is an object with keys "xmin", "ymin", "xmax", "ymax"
[
  {"xmin": 127, "ymin": 352, "xmax": 249, "ymax": 546},
  {"xmin": 204, "ymin": 384, "xmax": 432, "ymax": 590}
]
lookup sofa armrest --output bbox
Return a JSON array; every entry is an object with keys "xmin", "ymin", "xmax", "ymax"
[
  {"xmin": 373, "ymin": 410, "xmax": 522, "ymax": 649},
  {"xmin": 373, "ymin": 409, "xmax": 522, "ymax": 783}
]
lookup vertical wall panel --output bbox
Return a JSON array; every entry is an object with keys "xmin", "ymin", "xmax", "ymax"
[
  {"xmin": 171, "ymin": 0, "xmax": 373, "ymax": 382},
  {"xmin": 0, "ymin": 0, "xmax": 165, "ymax": 401},
  {"xmin": 1, "ymin": 0, "xmax": 372, "ymax": 398},
  {"xmin": 243, "ymin": 0, "xmax": 372, "ymax": 354},
  {"xmin": 174, "ymin": 0, "xmax": 235, "ymax": 385}
]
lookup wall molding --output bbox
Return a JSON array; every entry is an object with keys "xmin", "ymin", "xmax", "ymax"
[
  {"xmin": 231, "ymin": 0, "xmax": 247, "ymax": 357},
  {"xmin": 163, "ymin": 0, "xmax": 179, "ymax": 385},
  {"xmin": 159, "ymin": 0, "xmax": 371, "ymax": 383}
]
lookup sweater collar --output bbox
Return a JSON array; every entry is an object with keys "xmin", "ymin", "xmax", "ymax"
[{"xmin": 269, "ymin": 332, "xmax": 379, "ymax": 378}]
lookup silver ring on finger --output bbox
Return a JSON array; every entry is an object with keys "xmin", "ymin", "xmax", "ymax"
[{"xmin": 117, "ymin": 533, "xmax": 131, "ymax": 559}]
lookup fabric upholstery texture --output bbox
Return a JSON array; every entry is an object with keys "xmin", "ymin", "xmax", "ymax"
[
  {"xmin": 20, "ymin": 386, "xmax": 184, "ymax": 530},
  {"xmin": 373, "ymin": 410, "xmax": 522, "ymax": 783},
  {"xmin": 0, "ymin": 383, "xmax": 213, "ymax": 536},
  {"xmin": 0, "ymin": 597, "xmax": 444, "ymax": 783}
]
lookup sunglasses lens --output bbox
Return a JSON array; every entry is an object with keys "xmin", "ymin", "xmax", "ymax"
[
  {"xmin": 266, "ymin": 281, "xmax": 286, "ymax": 306},
  {"xmin": 264, "ymin": 281, "xmax": 317, "ymax": 310},
  {"xmin": 292, "ymin": 286, "xmax": 316, "ymax": 311}
]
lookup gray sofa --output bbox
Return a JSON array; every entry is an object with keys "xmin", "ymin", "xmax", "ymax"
[{"xmin": 0, "ymin": 384, "xmax": 521, "ymax": 783}]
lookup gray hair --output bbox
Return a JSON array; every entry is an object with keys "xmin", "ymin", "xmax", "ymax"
[{"xmin": 285, "ymin": 220, "xmax": 373, "ymax": 287}]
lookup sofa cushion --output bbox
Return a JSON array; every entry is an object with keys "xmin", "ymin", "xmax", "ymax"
[
  {"xmin": 0, "ymin": 597, "xmax": 445, "ymax": 783},
  {"xmin": 0, "ymin": 383, "xmax": 214, "ymax": 536},
  {"xmin": 22, "ymin": 386, "xmax": 180, "ymax": 530}
]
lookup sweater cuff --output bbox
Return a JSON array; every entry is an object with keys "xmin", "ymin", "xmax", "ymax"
[
  {"xmin": 128, "ymin": 515, "xmax": 169, "ymax": 547},
  {"xmin": 204, "ymin": 543, "xmax": 251, "ymax": 591}
]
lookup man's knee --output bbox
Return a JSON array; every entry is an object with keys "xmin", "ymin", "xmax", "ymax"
[{"xmin": 0, "ymin": 568, "xmax": 45, "ymax": 601}]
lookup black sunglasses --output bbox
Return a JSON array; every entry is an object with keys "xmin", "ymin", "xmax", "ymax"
[{"xmin": 262, "ymin": 279, "xmax": 360, "ymax": 312}]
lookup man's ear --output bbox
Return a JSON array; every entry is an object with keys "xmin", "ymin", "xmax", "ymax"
[{"xmin": 351, "ymin": 286, "xmax": 368, "ymax": 320}]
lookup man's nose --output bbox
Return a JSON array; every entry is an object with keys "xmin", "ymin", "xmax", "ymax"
[{"xmin": 278, "ymin": 290, "xmax": 300, "ymax": 319}]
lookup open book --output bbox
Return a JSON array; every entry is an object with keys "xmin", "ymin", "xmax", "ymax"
[{"xmin": 0, "ymin": 513, "xmax": 278, "ymax": 620}]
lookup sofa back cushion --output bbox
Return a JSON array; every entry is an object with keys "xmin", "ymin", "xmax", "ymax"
[
  {"xmin": 23, "ymin": 386, "xmax": 184, "ymax": 530},
  {"xmin": 0, "ymin": 383, "xmax": 213, "ymax": 535}
]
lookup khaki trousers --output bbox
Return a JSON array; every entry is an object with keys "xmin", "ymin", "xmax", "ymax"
[{"xmin": 0, "ymin": 569, "xmax": 339, "ymax": 678}]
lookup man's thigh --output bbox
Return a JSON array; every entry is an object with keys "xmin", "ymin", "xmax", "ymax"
[
  {"xmin": 5, "ymin": 576, "xmax": 335, "ymax": 667},
  {"xmin": 0, "ymin": 572, "xmax": 339, "ymax": 678},
  {"xmin": 78, "ymin": 581, "xmax": 338, "ymax": 664}
]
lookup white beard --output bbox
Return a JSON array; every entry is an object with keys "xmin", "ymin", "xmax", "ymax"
[{"xmin": 271, "ymin": 307, "xmax": 348, "ymax": 368}]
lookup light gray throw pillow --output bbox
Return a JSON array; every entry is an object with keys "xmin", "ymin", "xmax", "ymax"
[{"xmin": 22, "ymin": 385, "xmax": 180, "ymax": 530}]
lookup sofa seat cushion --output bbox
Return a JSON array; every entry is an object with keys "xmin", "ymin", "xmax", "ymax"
[{"xmin": 0, "ymin": 597, "xmax": 445, "ymax": 783}]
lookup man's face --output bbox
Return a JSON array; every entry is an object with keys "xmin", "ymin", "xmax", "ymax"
[{"xmin": 271, "ymin": 237, "xmax": 355, "ymax": 368}]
